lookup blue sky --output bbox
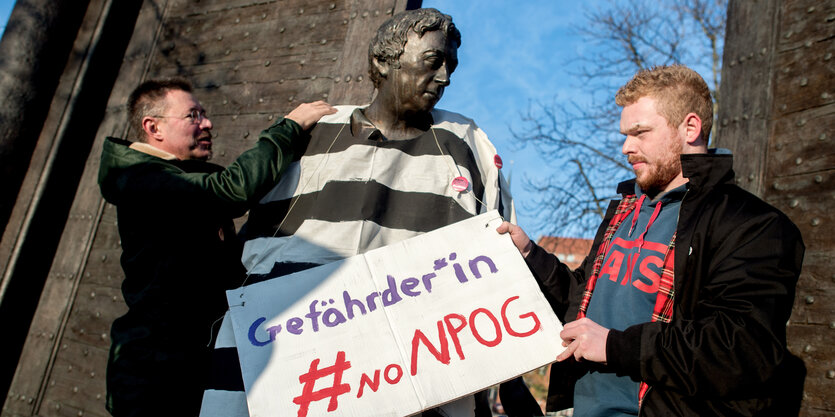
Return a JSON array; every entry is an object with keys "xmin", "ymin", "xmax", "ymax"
[
  {"xmin": 0, "ymin": 0, "xmax": 12, "ymax": 37},
  {"xmin": 0, "ymin": 0, "xmax": 626, "ymax": 239}
]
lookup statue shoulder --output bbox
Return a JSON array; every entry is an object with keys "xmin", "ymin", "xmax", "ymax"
[
  {"xmin": 431, "ymin": 108, "xmax": 490, "ymax": 143},
  {"xmin": 431, "ymin": 108, "xmax": 477, "ymax": 127}
]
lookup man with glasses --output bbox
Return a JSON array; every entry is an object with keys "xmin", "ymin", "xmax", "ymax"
[{"xmin": 98, "ymin": 78, "xmax": 335, "ymax": 417}]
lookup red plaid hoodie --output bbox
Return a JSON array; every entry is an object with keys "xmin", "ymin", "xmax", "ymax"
[{"xmin": 575, "ymin": 194, "xmax": 676, "ymax": 404}]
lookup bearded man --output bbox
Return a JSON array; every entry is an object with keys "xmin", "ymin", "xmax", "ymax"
[{"xmin": 498, "ymin": 64, "xmax": 805, "ymax": 416}]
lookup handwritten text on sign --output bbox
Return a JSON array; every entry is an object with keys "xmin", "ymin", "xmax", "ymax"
[{"xmin": 227, "ymin": 211, "xmax": 565, "ymax": 417}]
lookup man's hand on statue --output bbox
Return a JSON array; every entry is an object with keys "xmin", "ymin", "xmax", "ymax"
[
  {"xmin": 496, "ymin": 221, "xmax": 533, "ymax": 258},
  {"xmin": 285, "ymin": 100, "xmax": 337, "ymax": 130},
  {"xmin": 556, "ymin": 318, "xmax": 609, "ymax": 364}
]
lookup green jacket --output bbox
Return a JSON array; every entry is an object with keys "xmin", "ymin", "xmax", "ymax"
[{"xmin": 98, "ymin": 118, "xmax": 307, "ymax": 415}]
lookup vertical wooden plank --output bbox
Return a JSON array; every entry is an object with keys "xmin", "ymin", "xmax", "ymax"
[
  {"xmin": 768, "ymin": 2, "xmax": 834, "ymax": 414},
  {"xmin": 718, "ymin": 0, "xmax": 835, "ymax": 415},
  {"xmin": 713, "ymin": 0, "xmax": 779, "ymax": 196}
]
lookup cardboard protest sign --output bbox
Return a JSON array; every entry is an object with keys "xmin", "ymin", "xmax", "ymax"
[{"xmin": 226, "ymin": 211, "xmax": 565, "ymax": 417}]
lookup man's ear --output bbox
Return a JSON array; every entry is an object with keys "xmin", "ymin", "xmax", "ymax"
[
  {"xmin": 681, "ymin": 112, "xmax": 704, "ymax": 146},
  {"xmin": 372, "ymin": 56, "xmax": 390, "ymax": 80},
  {"xmin": 142, "ymin": 116, "xmax": 164, "ymax": 143}
]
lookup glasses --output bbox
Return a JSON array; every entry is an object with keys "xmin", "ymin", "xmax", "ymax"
[{"xmin": 153, "ymin": 109, "xmax": 208, "ymax": 124}]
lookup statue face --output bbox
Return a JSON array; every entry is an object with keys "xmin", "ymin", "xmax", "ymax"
[{"xmin": 387, "ymin": 29, "xmax": 458, "ymax": 114}]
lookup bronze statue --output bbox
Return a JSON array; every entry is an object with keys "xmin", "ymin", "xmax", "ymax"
[{"xmin": 200, "ymin": 9, "xmax": 533, "ymax": 417}]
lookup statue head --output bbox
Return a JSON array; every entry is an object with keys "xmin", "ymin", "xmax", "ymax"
[
  {"xmin": 368, "ymin": 8, "xmax": 461, "ymax": 88},
  {"xmin": 367, "ymin": 8, "xmax": 461, "ymax": 115}
]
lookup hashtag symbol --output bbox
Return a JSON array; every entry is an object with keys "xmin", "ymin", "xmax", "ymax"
[{"xmin": 292, "ymin": 351, "xmax": 352, "ymax": 417}]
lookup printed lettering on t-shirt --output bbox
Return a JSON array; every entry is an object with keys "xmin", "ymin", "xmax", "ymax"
[{"xmin": 597, "ymin": 237, "xmax": 667, "ymax": 294}]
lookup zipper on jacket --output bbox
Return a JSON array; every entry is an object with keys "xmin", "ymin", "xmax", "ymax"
[
  {"xmin": 638, "ymin": 385, "xmax": 651, "ymax": 416},
  {"xmin": 675, "ymin": 189, "xmax": 689, "ymax": 233}
]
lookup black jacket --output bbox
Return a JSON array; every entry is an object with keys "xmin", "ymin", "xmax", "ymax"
[{"xmin": 526, "ymin": 151, "xmax": 805, "ymax": 416}]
